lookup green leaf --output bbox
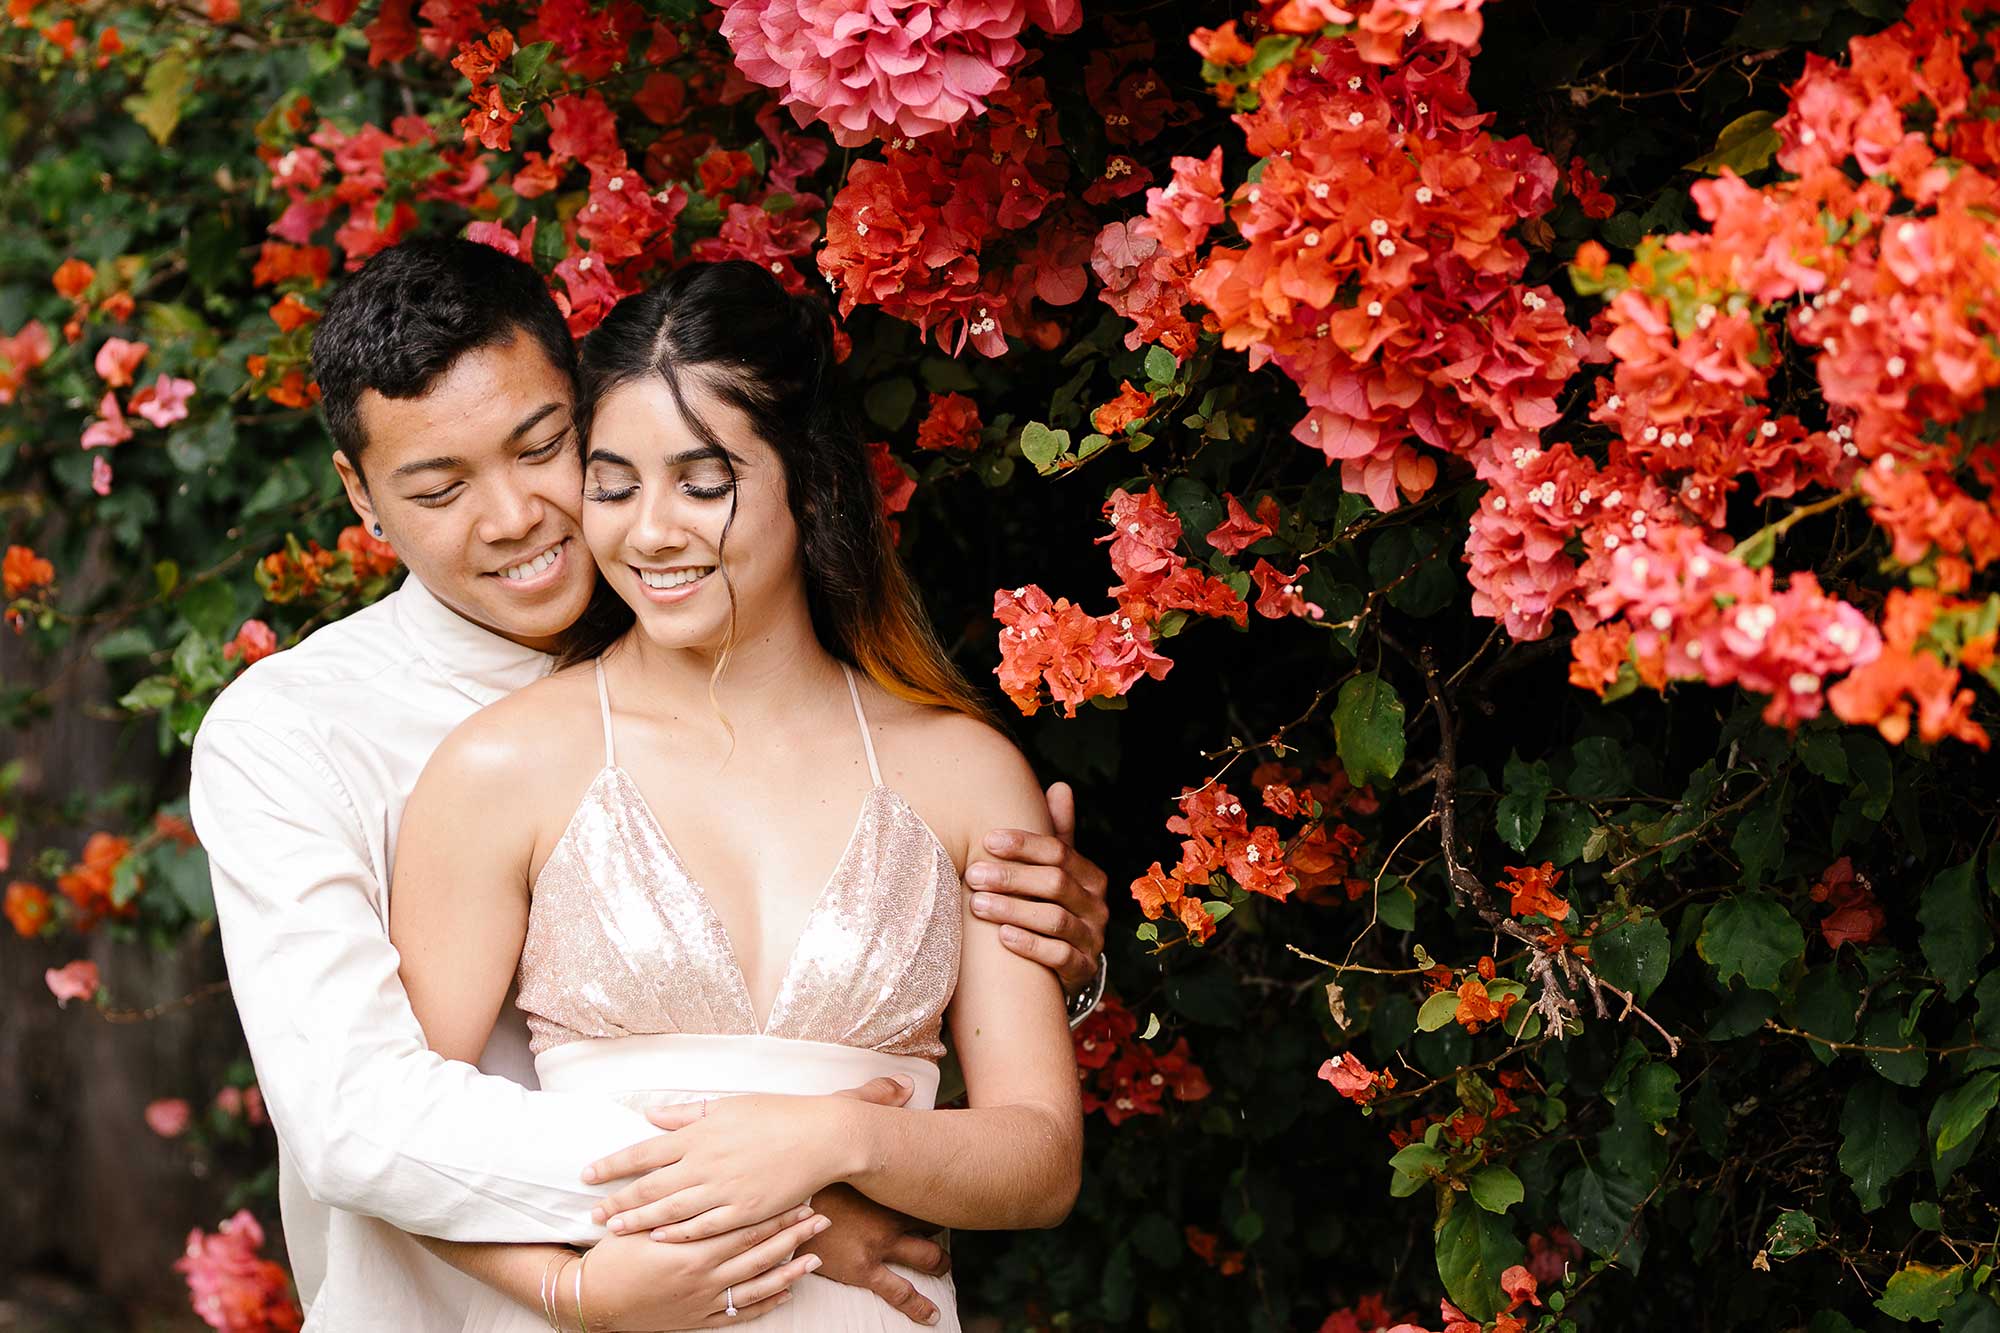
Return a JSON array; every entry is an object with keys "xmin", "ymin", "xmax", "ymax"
[
  {"xmin": 1468, "ymin": 1165, "xmax": 1524, "ymax": 1214},
  {"xmin": 1685, "ymin": 110, "xmax": 1783, "ymax": 176},
  {"xmin": 124, "ymin": 53, "xmax": 194, "ymax": 146},
  {"xmin": 863, "ymin": 377, "xmax": 918, "ymax": 432},
  {"xmin": 1627, "ymin": 1063, "xmax": 1681, "ymax": 1126},
  {"xmin": 1417, "ymin": 991, "xmax": 1460, "ymax": 1032},
  {"xmin": 1496, "ymin": 754, "xmax": 1551, "ymax": 852},
  {"xmin": 1910, "ymin": 1201, "xmax": 1943, "ymax": 1231},
  {"xmin": 1434, "ymin": 1203, "xmax": 1525, "ymax": 1321},
  {"xmin": 1920, "ymin": 860, "xmax": 1993, "ymax": 1001},
  {"xmin": 1558, "ymin": 1159, "xmax": 1647, "ymax": 1271},
  {"xmin": 119, "ymin": 675, "xmax": 179, "ymax": 714},
  {"xmin": 1731, "ymin": 795, "xmax": 1786, "ymax": 888},
  {"xmin": 1839, "ymin": 1078, "xmax": 1920, "ymax": 1212},
  {"xmin": 1865, "ymin": 1006, "xmax": 1928, "ymax": 1088},
  {"xmin": 166, "ymin": 413, "xmax": 238, "ymax": 476},
  {"xmin": 1697, "ymin": 892, "xmax": 1804, "ymax": 992},
  {"xmin": 1377, "ymin": 880, "xmax": 1417, "ymax": 932},
  {"xmin": 153, "ymin": 843, "xmax": 214, "ymax": 920},
  {"xmin": 1876, "ymin": 1264, "xmax": 1967, "ymax": 1323},
  {"xmin": 1566, "ymin": 736, "xmax": 1633, "ymax": 799},
  {"xmin": 1765, "ymin": 1210, "xmax": 1819, "ymax": 1260},
  {"xmin": 1332, "ymin": 673, "xmax": 1405, "ymax": 790},
  {"xmin": 1017, "ymin": 422, "xmax": 1070, "ymax": 474},
  {"xmin": 1594, "ymin": 917, "xmax": 1670, "ymax": 1004},
  {"xmin": 1933, "ymin": 1073, "xmax": 2000, "ymax": 1156},
  {"xmin": 1943, "ymin": 1291, "xmax": 2000, "ymax": 1333},
  {"xmin": 1798, "ymin": 729, "xmax": 1850, "ymax": 784},
  {"xmin": 1143, "ymin": 345, "xmax": 1178, "ymax": 385}
]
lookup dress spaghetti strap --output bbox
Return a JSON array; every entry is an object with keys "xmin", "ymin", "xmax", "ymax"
[
  {"xmin": 841, "ymin": 665, "xmax": 883, "ymax": 787},
  {"xmin": 593, "ymin": 658, "xmax": 617, "ymax": 768}
]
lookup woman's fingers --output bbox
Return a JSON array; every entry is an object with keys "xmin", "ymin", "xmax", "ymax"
[
  {"xmin": 723, "ymin": 1252, "xmax": 824, "ymax": 1312},
  {"xmin": 699, "ymin": 1290, "xmax": 791, "ymax": 1327},
  {"xmin": 693, "ymin": 1204, "xmax": 815, "ymax": 1257},
  {"xmin": 716, "ymin": 1212, "xmax": 831, "ymax": 1286},
  {"xmin": 608, "ymin": 1183, "xmax": 707, "ymax": 1235}
]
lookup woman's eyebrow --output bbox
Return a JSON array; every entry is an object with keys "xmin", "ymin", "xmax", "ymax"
[{"xmin": 584, "ymin": 448, "xmax": 634, "ymax": 467}]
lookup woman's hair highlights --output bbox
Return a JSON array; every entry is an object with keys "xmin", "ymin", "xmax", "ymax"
[{"xmin": 558, "ymin": 260, "xmax": 997, "ymax": 726}]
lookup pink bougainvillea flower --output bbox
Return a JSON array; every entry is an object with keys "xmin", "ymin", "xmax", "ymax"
[
  {"xmin": 1206, "ymin": 493, "xmax": 1279, "ymax": 555},
  {"xmin": 146, "ymin": 1098, "xmax": 193, "ymax": 1138},
  {"xmin": 91, "ymin": 455, "xmax": 113, "ymax": 497},
  {"xmin": 81, "ymin": 392, "xmax": 133, "ymax": 449},
  {"xmin": 93, "ymin": 336, "xmax": 149, "ymax": 387},
  {"xmin": 224, "ymin": 620, "xmax": 279, "ymax": 666},
  {"xmin": 176, "ymin": 1210, "xmax": 303, "ymax": 1333},
  {"xmin": 130, "ymin": 374, "xmax": 196, "ymax": 429},
  {"xmin": 0, "ymin": 320, "xmax": 53, "ymax": 405},
  {"xmin": 46, "ymin": 959, "xmax": 100, "ymax": 1007},
  {"xmin": 719, "ymin": 0, "xmax": 1081, "ymax": 147}
]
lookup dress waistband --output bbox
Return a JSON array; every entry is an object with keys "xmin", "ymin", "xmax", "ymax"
[{"xmin": 534, "ymin": 1033, "xmax": 941, "ymax": 1109}]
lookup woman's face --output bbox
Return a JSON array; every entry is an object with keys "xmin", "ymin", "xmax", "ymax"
[{"xmin": 581, "ymin": 373, "xmax": 802, "ymax": 653}]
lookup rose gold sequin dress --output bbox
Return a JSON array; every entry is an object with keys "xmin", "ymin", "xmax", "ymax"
[{"xmin": 461, "ymin": 660, "xmax": 963, "ymax": 1332}]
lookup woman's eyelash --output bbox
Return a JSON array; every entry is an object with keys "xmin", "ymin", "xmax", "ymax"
[
  {"xmin": 684, "ymin": 483, "xmax": 734, "ymax": 500},
  {"xmin": 586, "ymin": 485, "xmax": 637, "ymax": 502}
]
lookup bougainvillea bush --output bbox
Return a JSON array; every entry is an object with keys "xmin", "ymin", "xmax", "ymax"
[{"xmin": 5, "ymin": 0, "xmax": 2000, "ymax": 1326}]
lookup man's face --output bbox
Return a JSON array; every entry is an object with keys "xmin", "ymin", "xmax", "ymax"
[{"xmin": 332, "ymin": 331, "xmax": 594, "ymax": 652}]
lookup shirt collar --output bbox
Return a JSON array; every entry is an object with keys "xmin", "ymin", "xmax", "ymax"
[{"xmin": 392, "ymin": 574, "xmax": 553, "ymax": 707}]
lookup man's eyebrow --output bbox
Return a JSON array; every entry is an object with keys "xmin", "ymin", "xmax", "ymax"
[
  {"xmin": 389, "ymin": 455, "xmax": 464, "ymax": 480},
  {"xmin": 506, "ymin": 401, "xmax": 566, "ymax": 443}
]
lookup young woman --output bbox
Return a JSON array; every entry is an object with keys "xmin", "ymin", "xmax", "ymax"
[{"xmin": 388, "ymin": 260, "xmax": 1083, "ymax": 1331}]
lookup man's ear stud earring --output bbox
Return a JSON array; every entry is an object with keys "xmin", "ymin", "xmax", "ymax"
[{"xmin": 372, "ymin": 523, "xmax": 383, "ymax": 537}]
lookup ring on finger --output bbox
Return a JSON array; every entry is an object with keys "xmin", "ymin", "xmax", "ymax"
[{"xmin": 725, "ymin": 1285, "xmax": 737, "ymax": 1318}]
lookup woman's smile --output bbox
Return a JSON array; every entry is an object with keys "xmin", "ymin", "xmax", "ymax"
[{"xmin": 629, "ymin": 562, "xmax": 718, "ymax": 603}]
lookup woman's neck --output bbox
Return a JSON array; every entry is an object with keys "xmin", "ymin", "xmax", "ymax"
[{"xmin": 608, "ymin": 600, "xmax": 847, "ymax": 726}]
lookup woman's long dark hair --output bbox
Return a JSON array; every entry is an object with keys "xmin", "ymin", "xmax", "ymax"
[{"xmin": 558, "ymin": 260, "xmax": 997, "ymax": 726}]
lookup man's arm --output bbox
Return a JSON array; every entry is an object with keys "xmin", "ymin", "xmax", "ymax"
[{"xmin": 189, "ymin": 713, "xmax": 652, "ymax": 1242}]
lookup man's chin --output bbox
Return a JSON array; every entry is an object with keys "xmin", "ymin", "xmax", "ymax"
[{"xmin": 441, "ymin": 580, "xmax": 592, "ymax": 651}]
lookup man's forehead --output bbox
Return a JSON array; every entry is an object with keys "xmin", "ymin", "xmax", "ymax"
[{"xmin": 355, "ymin": 340, "xmax": 575, "ymax": 459}]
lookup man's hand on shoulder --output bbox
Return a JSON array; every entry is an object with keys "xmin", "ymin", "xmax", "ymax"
[{"xmin": 965, "ymin": 781, "xmax": 1110, "ymax": 1000}]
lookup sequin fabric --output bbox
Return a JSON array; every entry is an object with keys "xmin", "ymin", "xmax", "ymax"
[{"xmin": 515, "ymin": 665, "xmax": 963, "ymax": 1060}]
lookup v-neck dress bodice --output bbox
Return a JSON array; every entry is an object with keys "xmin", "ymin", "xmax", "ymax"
[{"xmin": 515, "ymin": 662, "xmax": 964, "ymax": 1062}]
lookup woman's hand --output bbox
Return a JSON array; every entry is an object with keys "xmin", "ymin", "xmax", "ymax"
[
  {"xmin": 581, "ymin": 1205, "xmax": 828, "ymax": 1330},
  {"xmin": 589, "ymin": 1094, "xmax": 859, "ymax": 1243}
]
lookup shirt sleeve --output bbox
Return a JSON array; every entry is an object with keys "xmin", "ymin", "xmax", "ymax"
[{"xmin": 190, "ymin": 713, "xmax": 651, "ymax": 1243}]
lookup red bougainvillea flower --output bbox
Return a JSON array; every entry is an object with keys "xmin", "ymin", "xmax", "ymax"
[
  {"xmin": 1206, "ymin": 493, "xmax": 1278, "ymax": 555},
  {"xmin": 1250, "ymin": 560, "xmax": 1324, "ymax": 621},
  {"xmin": 719, "ymin": 0, "xmax": 1081, "ymax": 147},
  {"xmin": 176, "ymin": 1210, "xmax": 303, "ymax": 1333},
  {"xmin": 337, "ymin": 525, "xmax": 400, "ymax": 579},
  {"xmin": 5, "ymin": 881, "xmax": 52, "ymax": 937},
  {"xmin": 93, "ymin": 336, "xmax": 148, "ymax": 387},
  {"xmin": 0, "ymin": 320, "xmax": 52, "ymax": 404},
  {"xmin": 81, "ymin": 392, "xmax": 133, "ymax": 450},
  {"xmin": 45, "ymin": 959, "xmax": 100, "ymax": 1008},
  {"xmin": 146, "ymin": 1098, "xmax": 193, "ymax": 1138},
  {"xmin": 224, "ymin": 620, "xmax": 279, "ymax": 666},
  {"xmin": 58, "ymin": 832, "xmax": 137, "ymax": 926},
  {"xmin": 4, "ymin": 545, "xmax": 54, "ymax": 599},
  {"xmin": 252, "ymin": 242, "xmax": 332, "ymax": 289},
  {"xmin": 1809, "ymin": 856, "xmax": 1885, "ymax": 947},
  {"xmin": 1318, "ymin": 1051, "xmax": 1395, "ymax": 1104},
  {"xmin": 1092, "ymin": 381, "xmax": 1155, "ymax": 436},
  {"xmin": 130, "ymin": 374, "xmax": 196, "ymax": 429},
  {"xmin": 915, "ymin": 392, "xmax": 982, "ymax": 452},
  {"xmin": 994, "ymin": 583, "xmax": 1173, "ymax": 717},
  {"xmin": 866, "ymin": 441, "xmax": 915, "ymax": 529},
  {"xmin": 52, "ymin": 257, "xmax": 94, "ymax": 300}
]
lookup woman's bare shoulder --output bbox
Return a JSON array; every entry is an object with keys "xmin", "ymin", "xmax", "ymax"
[
  {"xmin": 425, "ymin": 662, "xmax": 603, "ymax": 788},
  {"xmin": 865, "ymin": 690, "xmax": 1047, "ymax": 843}
]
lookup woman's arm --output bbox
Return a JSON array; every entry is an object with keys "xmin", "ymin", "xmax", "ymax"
[
  {"xmin": 586, "ymin": 724, "xmax": 1084, "ymax": 1235},
  {"xmin": 388, "ymin": 714, "xmax": 545, "ymax": 1063}
]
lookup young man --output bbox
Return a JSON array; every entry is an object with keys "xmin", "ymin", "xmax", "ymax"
[{"xmin": 188, "ymin": 236, "xmax": 1111, "ymax": 1331}]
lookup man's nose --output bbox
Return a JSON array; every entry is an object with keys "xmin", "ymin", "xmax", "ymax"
[{"xmin": 479, "ymin": 478, "xmax": 543, "ymax": 545}]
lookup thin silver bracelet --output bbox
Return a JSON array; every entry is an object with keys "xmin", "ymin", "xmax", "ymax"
[{"xmin": 1066, "ymin": 953, "xmax": 1108, "ymax": 1027}]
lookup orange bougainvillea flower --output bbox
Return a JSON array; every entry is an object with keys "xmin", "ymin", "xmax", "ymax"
[
  {"xmin": 4, "ymin": 545, "xmax": 55, "ymax": 599},
  {"xmin": 1091, "ymin": 380, "xmax": 1154, "ymax": 436},
  {"xmin": 1318, "ymin": 1051, "xmax": 1395, "ymax": 1105},
  {"xmin": 56, "ymin": 832, "xmax": 137, "ymax": 925},
  {"xmin": 336, "ymin": 525, "xmax": 399, "ymax": 579},
  {"xmin": 1454, "ymin": 978, "xmax": 1514, "ymax": 1033},
  {"xmin": 52, "ymin": 258, "xmax": 95, "ymax": 300},
  {"xmin": 1501, "ymin": 862, "xmax": 1569, "ymax": 921},
  {"xmin": 5, "ymin": 881, "xmax": 52, "ymax": 937},
  {"xmin": 269, "ymin": 293, "xmax": 319, "ymax": 333},
  {"xmin": 914, "ymin": 391, "xmax": 982, "ymax": 452},
  {"xmin": 41, "ymin": 16, "xmax": 77, "ymax": 56}
]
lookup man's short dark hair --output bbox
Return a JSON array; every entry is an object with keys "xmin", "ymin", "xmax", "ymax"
[{"xmin": 310, "ymin": 235, "xmax": 578, "ymax": 475}]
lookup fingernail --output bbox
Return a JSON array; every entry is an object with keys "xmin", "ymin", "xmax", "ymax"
[
  {"xmin": 970, "ymin": 891, "xmax": 996, "ymax": 914},
  {"xmin": 580, "ymin": 1167, "xmax": 599, "ymax": 1184},
  {"xmin": 804, "ymin": 1254, "xmax": 823, "ymax": 1272},
  {"xmin": 1000, "ymin": 924, "xmax": 1026, "ymax": 944},
  {"xmin": 927, "ymin": 1313, "xmax": 940, "ymax": 1326},
  {"xmin": 652, "ymin": 1228, "xmax": 671, "ymax": 1242},
  {"xmin": 984, "ymin": 831, "xmax": 1015, "ymax": 852},
  {"xmin": 793, "ymin": 1204, "xmax": 814, "ymax": 1221},
  {"xmin": 811, "ymin": 1217, "xmax": 831, "ymax": 1236},
  {"xmin": 608, "ymin": 1217, "xmax": 626, "ymax": 1234},
  {"xmin": 893, "ymin": 1074, "xmax": 913, "ymax": 1091},
  {"xmin": 966, "ymin": 865, "xmax": 998, "ymax": 887}
]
